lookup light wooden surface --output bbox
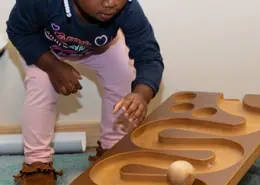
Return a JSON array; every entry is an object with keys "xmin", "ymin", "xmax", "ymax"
[{"xmin": 73, "ymin": 92, "xmax": 260, "ymax": 185}]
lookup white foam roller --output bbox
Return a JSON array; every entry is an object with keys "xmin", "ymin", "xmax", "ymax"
[{"xmin": 0, "ymin": 132, "xmax": 87, "ymax": 155}]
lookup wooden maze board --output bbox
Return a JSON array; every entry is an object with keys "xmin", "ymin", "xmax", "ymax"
[{"xmin": 71, "ymin": 91, "xmax": 260, "ymax": 185}]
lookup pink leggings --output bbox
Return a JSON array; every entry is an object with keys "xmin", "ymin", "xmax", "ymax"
[{"xmin": 21, "ymin": 39, "xmax": 135, "ymax": 164}]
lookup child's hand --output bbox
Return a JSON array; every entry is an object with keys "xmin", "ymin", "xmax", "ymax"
[
  {"xmin": 113, "ymin": 93, "xmax": 148, "ymax": 125},
  {"xmin": 35, "ymin": 51, "xmax": 82, "ymax": 96},
  {"xmin": 48, "ymin": 61, "xmax": 82, "ymax": 96}
]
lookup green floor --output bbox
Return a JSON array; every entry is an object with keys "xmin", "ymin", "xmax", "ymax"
[
  {"xmin": 0, "ymin": 153, "xmax": 260, "ymax": 185},
  {"xmin": 0, "ymin": 153, "xmax": 94, "ymax": 185}
]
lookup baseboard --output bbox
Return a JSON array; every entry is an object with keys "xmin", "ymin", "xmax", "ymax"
[{"xmin": 0, "ymin": 121, "xmax": 101, "ymax": 147}]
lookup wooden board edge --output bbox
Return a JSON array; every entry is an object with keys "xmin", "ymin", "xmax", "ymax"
[{"xmin": 0, "ymin": 121, "xmax": 101, "ymax": 147}]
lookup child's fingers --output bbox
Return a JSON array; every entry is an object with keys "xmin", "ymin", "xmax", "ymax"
[
  {"xmin": 130, "ymin": 104, "xmax": 144, "ymax": 121},
  {"xmin": 125, "ymin": 102, "xmax": 138, "ymax": 118},
  {"xmin": 119, "ymin": 98, "xmax": 133, "ymax": 113},
  {"xmin": 72, "ymin": 69, "xmax": 82, "ymax": 80},
  {"xmin": 140, "ymin": 109, "xmax": 147, "ymax": 122},
  {"xmin": 113, "ymin": 98, "xmax": 125, "ymax": 113},
  {"xmin": 70, "ymin": 73, "xmax": 82, "ymax": 90},
  {"xmin": 60, "ymin": 86, "xmax": 68, "ymax": 95},
  {"xmin": 66, "ymin": 82, "xmax": 75, "ymax": 92},
  {"xmin": 75, "ymin": 81, "xmax": 82, "ymax": 90}
]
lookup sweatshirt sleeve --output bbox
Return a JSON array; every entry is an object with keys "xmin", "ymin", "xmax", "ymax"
[
  {"xmin": 6, "ymin": 0, "xmax": 50, "ymax": 65},
  {"xmin": 119, "ymin": 0, "xmax": 164, "ymax": 96}
]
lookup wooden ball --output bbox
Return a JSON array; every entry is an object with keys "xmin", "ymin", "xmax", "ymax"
[{"xmin": 167, "ymin": 160, "xmax": 196, "ymax": 185}]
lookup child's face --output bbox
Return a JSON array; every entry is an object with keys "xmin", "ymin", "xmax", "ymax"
[{"xmin": 75, "ymin": 0, "xmax": 128, "ymax": 22}]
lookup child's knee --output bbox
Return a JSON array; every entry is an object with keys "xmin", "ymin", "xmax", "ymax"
[{"xmin": 24, "ymin": 66, "xmax": 58, "ymax": 101}]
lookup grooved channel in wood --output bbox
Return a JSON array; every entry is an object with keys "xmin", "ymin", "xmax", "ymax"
[
  {"xmin": 172, "ymin": 92, "xmax": 197, "ymax": 102},
  {"xmin": 192, "ymin": 107, "xmax": 218, "ymax": 117},
  {"xmin": 119, "ymin": 164, "xmax": 207, "ymax": 185},
  {"xmin": 171, "ymin": 103, "xmax": 195, "ymax": 113},
  {"xmin": 71, "ymin": 91, "xmax": 260, "ymax": 185},
  {"xmin": 120, "ymin": 164, "xmax": 166, "ymax": 181}
]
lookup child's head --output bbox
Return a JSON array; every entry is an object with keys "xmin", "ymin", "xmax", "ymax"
[{"xmin": 73, "ymin": 0, "xmax": 128, "ymax": 22}]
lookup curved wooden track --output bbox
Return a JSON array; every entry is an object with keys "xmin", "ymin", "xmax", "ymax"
[{"xmin": 71, "ymin": 91, "xmax": 260, "ymax": 185}]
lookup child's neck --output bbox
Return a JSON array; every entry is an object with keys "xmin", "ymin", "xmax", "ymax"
[{"xmin": 72, "ymin": 0, "xmax": 99, "ymax": 24}]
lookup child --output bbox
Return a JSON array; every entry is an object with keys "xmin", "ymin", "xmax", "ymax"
[{"xmin": 6, "ymin": 0, "xmax": 164, "ymax": 184}]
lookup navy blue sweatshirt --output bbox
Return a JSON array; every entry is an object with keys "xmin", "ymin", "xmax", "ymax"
[{"xmin": 6, "ymin": 0, "xmax": 164, "ymax": 95}]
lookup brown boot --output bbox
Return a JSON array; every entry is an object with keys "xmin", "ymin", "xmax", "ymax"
[
  {"xmin": 88, "ymin": 141, "xmax": 109, "ymax": 162},
  {"xmin": 13, "ymin": 162, "xmax": 63, "ymax": 185}
]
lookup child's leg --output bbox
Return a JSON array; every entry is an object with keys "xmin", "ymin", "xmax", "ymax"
[
  {"xmin": 78, "ymin": 38, "xmax": 135, "ymax": 149},
  {"xmin": 21, "ymin": 62, "xmax": 59, "ymax": 164}
]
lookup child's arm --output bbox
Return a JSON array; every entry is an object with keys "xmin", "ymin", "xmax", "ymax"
[
  {"xmin": 6, "ymin": 0, "xmax": 50, "ymax": 66},
  {"xmin": 6, "ymin": 0, "xmax": 82, "ymax": 95},
  {"xmin": 119, "ymin": 0, "xmax": 164, "ymax": 102}
]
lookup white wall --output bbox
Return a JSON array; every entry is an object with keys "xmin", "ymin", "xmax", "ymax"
[{"xmin": 0, "ymin": 0, "xmax": 260, "ymax": 124}]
